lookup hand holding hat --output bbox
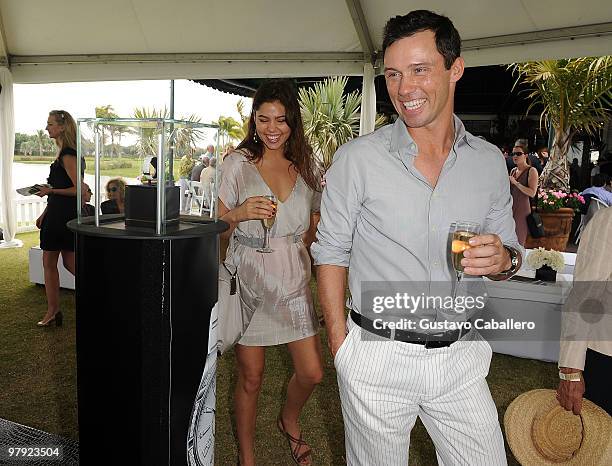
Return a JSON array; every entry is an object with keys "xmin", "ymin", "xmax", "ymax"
[{"xmin": 504, "ymin": 389, "xmax": 611, "ymax": 465}]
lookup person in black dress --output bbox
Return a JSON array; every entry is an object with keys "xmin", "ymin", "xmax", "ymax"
[{"xmin": 35, "ymin": 110, "xmax": 80, "ymax": 327}]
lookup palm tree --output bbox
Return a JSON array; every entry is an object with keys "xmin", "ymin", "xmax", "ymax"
[
  {"xmin": 35, "ymin": 130, "xmax": 46, "ymax": 157},
  {"xmin": 95, "ymin": 105, "xmax": 119, "ymax": 157},
  {"xmin": 512, "ymin": 56, "xmax": 612, "ymax": 191},
  {"xmin": 236, "ymin": 99, "xmax": 250, "ymax": 141},
  {"xmin": 174, "ymin": 113, "xmax": 205, "ymax": 156},
  {"xmin": 215, "ymin": 115, "xmax": 243, "ymax": 149},
  {"xmin": 298, "ymin": 76, "xmax": 386, "ymax": 170},
  {"xmin": 131, "ymin": 107, "xmax": 169, "ymax": 158}
]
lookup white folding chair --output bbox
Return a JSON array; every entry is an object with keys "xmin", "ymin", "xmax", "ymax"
[
  {"xmin": 209, "ymin": 180, "xmax": 217, "ymax": 218},
  {"xmin": 188, "ymin": 181, "xmax": 205, "ymax": 215}
]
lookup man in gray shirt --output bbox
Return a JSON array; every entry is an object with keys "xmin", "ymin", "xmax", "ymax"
[{"xmin": 312, "ymin": 10, "xmax": 522, "ymax": 466}]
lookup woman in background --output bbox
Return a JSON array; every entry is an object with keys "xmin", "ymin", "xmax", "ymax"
[
  {"xmin": 509, "ymin": 144, "xmax": 538, "ymax": 246},
  {"xmin": 101, "ymin": 177, "xmax": 127, "ymax": 214},
  {"xmin": 218, "ymin": 80, "xmax": 322, "ymax": 466},
  {"xmin": 35, "ymin": 110, "xmax": 79, "ymax": 327}
]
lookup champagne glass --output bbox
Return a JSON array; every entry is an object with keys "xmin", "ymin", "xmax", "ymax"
[
  {"xmin": 449, "ymin": 221, "xmax": 481, "ymax": 284},
  {"xmin": 257, "ymin": 194, "xmax": 277, "ymax": 253}
]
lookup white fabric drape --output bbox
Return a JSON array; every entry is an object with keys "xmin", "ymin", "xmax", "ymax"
[
  {"xmin": 0, "ymin": 67, "xmax": 21, "ymax": 248},
  {"xmin": 359, "ymin": 62, "xmax": 376, "ymax": 136}
]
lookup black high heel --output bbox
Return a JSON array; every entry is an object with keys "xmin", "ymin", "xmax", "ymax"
[{"xmin": 37, "ymin": 311, "xmax": 63, "ymax": 327}]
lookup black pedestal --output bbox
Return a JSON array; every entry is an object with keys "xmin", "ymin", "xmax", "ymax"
[{"xmin": 68, "ymin": 218, "xmax": 227, "ymax": 465}]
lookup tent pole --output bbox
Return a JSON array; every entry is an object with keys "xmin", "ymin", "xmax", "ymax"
[{"xmin": 359, "ymin": 62, "xmax": 376, "ymax": 136}]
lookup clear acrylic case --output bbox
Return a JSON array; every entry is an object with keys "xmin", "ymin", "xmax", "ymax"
[{"xmin": 76, "ymin": 118, "xmax": 220, "ymax": 234}]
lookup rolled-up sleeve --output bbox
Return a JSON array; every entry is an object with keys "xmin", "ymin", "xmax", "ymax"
[
  {"xmin": 311, "ymin": 144, "xmax": 365, "ymax": 267},
  {"xmin": 484, "ymin": 157, "xmax": 524, "ymax": 258}
]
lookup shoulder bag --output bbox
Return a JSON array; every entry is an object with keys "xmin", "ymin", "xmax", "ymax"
[{"xmin": 217, "ymin": 237, "xmax": 261, "ymax": 355}]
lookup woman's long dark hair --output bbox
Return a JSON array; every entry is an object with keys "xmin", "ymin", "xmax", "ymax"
[{"xmin": 236, "ymin": 79, "xmax": 320, "ymax": 191}]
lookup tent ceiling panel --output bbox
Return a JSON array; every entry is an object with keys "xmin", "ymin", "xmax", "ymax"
[
  {"xmin": 1, "ymin": 0, "xmax": 360, "ymax": 55},
  {"xmin": 361, "ymin": 0, "xmax": 612, "ymax": 43},
  {"xmin": 1, "ymin": 0, "xmax": 611, "ymax": 83},
  {"xmin": 462, "ymin": 36, "xmax": 612, "ymax": 67}
]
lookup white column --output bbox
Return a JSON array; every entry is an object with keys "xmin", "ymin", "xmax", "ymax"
[
  {"xmin": 359, "ymin": 62, "xmax": 376, "ymax": 136},
  {"xmin": 0, "ymin": 67, "xmax": 22, "ymax": 249}
]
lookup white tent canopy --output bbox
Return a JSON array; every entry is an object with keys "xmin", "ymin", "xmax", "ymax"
[
  {"xmin": 1, "ymin": 0, "xmax": 611, "ymax": 83},
  {"xmin": 1, "ymin": 0, "xmax": 611, "ymax": 245}
]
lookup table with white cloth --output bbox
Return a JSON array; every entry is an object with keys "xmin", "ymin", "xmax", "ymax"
[{"xmin": 480, "ymin": 268, "xmax": 573, "ymax": 363}]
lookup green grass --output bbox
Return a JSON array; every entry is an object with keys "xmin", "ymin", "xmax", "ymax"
[
  {"xmin": 13, "ymin": 156, "xmax": 180, "ymax": 179},
  {"xmin": 0, "ymin": 231, "xmax": 78, "ymax": 440},
  {"xmin": 0, "ymin": 233, "xmax": 558, "ymax": 464}
]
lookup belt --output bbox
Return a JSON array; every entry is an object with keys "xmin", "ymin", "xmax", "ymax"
[
  {"xmin": 350, "ymin": 310, "xmax": 470, "ymax": 349},
  {"xmin": 234, "ymin": 234, "xmax": 302, "ymax": 249}
]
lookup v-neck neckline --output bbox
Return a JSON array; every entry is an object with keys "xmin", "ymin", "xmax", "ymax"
[{"xmin": 252, "ymin": 163, "xmax": 300, "ymax": 204}]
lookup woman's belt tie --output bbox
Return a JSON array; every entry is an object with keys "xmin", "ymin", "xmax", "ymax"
[{"xmin": 234, "ymin": 234, "xmax": 302, "ymax": 249}]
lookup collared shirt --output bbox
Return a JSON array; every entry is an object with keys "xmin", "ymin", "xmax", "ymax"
[
  {"xmin": 580, "ymin": 186, "xmax": 612, "ymax": 207},
  {"xmin": 311, "ymin": 115, "xmax": 521, "ymax": 321},
  {"xmin": 559, "ymin": 208, "xmax": 612, "ymax": 370}
]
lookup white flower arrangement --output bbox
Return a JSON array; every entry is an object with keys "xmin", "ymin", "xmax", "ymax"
[{"xmin": 526, "ymin": 247, "xmax": 565, "ymax": 272}]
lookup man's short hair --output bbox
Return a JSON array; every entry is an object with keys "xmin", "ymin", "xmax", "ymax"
[{"xmin": 382, "ymin": 10, "xmax": 461, "ymax": 69}]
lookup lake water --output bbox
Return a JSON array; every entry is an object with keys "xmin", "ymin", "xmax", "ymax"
[{"xmin": 11, "ymin": 162, "xmax": 137, "ymax": 200}]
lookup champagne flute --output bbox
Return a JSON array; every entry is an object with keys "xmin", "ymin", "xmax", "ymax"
[
  {"xmin": 257, "ymin": 194, "xmax": 277, "ymax": 253},
  {"xmin": 449, "ymin": 221, "xmax": 481, "ymax": 284}
]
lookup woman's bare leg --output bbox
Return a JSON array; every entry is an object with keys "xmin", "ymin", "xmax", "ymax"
[
  {"xmin": 61, "ymin": 250, "xmax": 76, "ymax": 275},
  {"xmin": 280, "ymin": 335, "xmax": 324, "ymax": 463},
  {"xmin": 40, "ymin": 250, "xmax": 61, "ymax": 322},
  {"xmin": 234, "ymin": 344, "xmax": 265, "ymax": 466}
]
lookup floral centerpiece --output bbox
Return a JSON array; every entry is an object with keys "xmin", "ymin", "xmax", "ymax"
[
  {"xmin": 536, "ymin": 189, "xmax": 585, "ymax": 213},
  {"xmin": 526, "ymin": 247, "xmax": 565, "ymax": 281}
]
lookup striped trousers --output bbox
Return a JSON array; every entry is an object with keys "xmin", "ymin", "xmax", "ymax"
[{"xmin": 334, "ymin": 320, "xmax": 507, "ymax": 465}]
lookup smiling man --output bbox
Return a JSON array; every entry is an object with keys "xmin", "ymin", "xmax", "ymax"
[{"xmin": 312, "ymin": 10, "xmax": 522, "ymax": 465}]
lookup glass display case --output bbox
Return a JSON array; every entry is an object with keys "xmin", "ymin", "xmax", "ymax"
[{"xmin": 76, "ymin": 118, "xmax": 220, "ymax": 234}]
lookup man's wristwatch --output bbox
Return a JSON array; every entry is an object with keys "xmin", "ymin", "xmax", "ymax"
[
  {"xmin": 487, "ymin": 245, "xmax": 520, "ymax": 280},
  {"xmin": 558, "ymin": 371, "xmax": 582, "ymax": 382}
]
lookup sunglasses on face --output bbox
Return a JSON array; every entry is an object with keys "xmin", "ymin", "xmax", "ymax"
[
  {"xmin": 512, "ymin": 152, "xmax": 525, "ymax": 156},
  {"xmin": 107, "ymin": 186, "xmax": 118, "ymax": 193}
]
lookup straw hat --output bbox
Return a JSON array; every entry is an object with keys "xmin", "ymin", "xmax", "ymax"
[{"xmin": 504, "ymin": 389, "xmax": 612, "ymax": 465}]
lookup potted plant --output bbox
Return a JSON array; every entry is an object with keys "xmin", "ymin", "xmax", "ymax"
[
  {"xmin": 512, "ymin": 56, "xmax": 612, "ymax": 250},
  {"xmin": 526, "ymin": 189, "xmax": 587, "ymax": 250},
  {"xmin": 526, "ymin": 247, "xmax": 565, "ymax": 282}
]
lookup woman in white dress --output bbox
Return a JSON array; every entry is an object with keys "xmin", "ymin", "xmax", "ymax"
[{"xmin": 218, "ymin": 80, "xmax": 323, "ymax": 466}]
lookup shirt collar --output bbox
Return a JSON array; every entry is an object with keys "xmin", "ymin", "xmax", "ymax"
[{"xmin": 390, "ymin": 114, "xmax": 468, "ymax": 154}]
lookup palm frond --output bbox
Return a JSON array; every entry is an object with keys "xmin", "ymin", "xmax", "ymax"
[
  {"xmin": 299, "ymin": 76, "xmax": 369, "ymax": 170},
  {"xmin": 511, "ymin": 56, "xmax": 612, "ymax": 190}
]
